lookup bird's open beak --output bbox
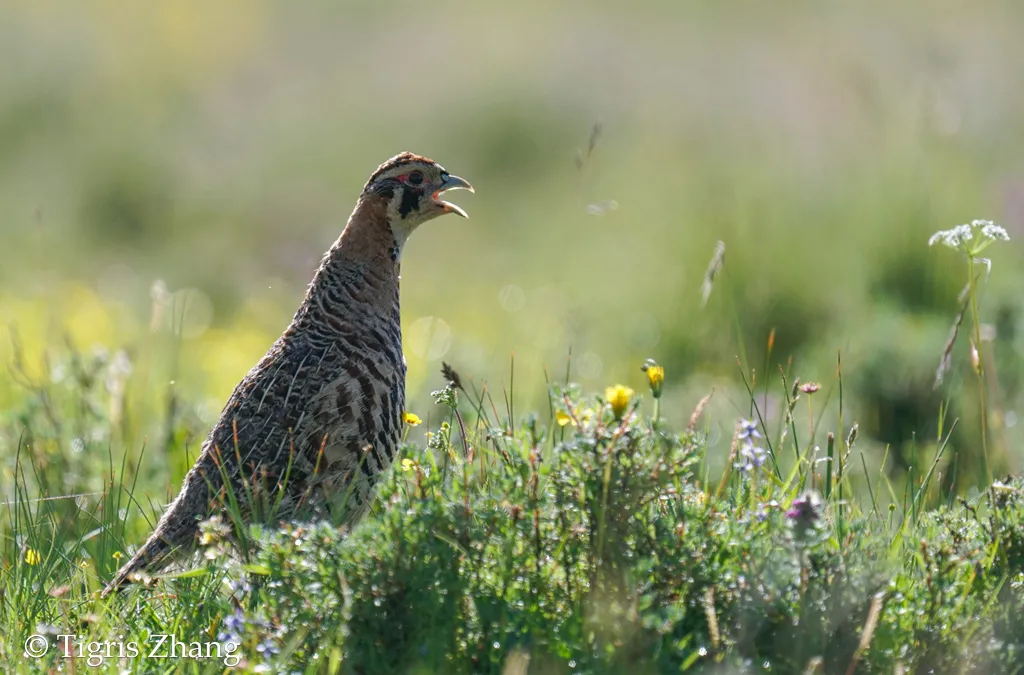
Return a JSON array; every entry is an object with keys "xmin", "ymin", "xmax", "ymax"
[{"xmin": 434, "ymin": 174, "xmax": 474, "ymax": 218}]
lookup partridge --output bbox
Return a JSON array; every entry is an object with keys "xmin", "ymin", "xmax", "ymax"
[{"xmin": 102, "ymin": 153, "xmax": 473, "ymax": 596}]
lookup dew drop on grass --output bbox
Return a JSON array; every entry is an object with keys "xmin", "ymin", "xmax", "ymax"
[
  {"xmin": 492, "ymin": 642, "xmax": 500, "ymax": 649},
  {"xmin": 568, "ymin": 660, "xmax": 576, "ymax": 668}
]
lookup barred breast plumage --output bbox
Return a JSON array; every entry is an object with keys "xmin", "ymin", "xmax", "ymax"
[{"xmin": 102, "ymin": 153, "xmax": 473, "ymax": 596}]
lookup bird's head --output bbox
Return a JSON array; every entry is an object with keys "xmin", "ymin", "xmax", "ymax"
[{"xmin": 361, "ymin": 152, "xmax": 474, "ymax": 244}]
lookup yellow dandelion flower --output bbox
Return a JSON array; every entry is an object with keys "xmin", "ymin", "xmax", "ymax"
[
  {"xmin": 403, "ymin": 411, "xmax": 422, "ymax": 426},
  {"xmin": 605, "ymin": 385, "xmax": 635, "ymax": 419},
  {"xmin": 401, "ymin": 458, "xmax": 415, "ymax": 472},
  {"xmin": 24, "ymin": 548, "xmax": 41, "ymax": 566},
  {"xmin": 641, "ymin": 359, "xmax": 665, "ymax": 399},
  {"xmin": 555, "ymin": 411, "xmax": 575, "ymax": 427}
]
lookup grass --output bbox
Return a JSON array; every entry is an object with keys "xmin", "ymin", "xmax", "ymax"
[{"xmin": 2, "ymin": 342, "xmax": 1024, "ymax": 674}]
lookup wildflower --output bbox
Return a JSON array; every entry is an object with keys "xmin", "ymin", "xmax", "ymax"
[
  {"xmin": 737, "ymin": 419, "xmax": 761, "ymax": 442},
  {"xmin": 978, "ymin": 220, "xmax": 1010, "ymax": 241},
  {"xmin": 218, "ymin": 609, "xmax": 247, "ymax": 645},
  {"xmin": 928, "ymin": 223, "xmax": 973, "ymax": 249},
  {"xmin": 735, "ymin": 443, "xmax": 768, "ymax": 472},
  {"xmin": 401, "ymin": 458, "xmax": 415, "ymax": 472},
  {"xmin": 787, "ymin": 492, "xmax": 822, "ymax": 540},
  {"xmin": 112, "ymin": 551, "xmax": 123, "ymax": 561},
  {"xmin": 928, "ymin": 219, "xmax": 1009, "ymax": 254},
  {"xmin": 256, "ymin": 638, "xmax": 280, "ymax": 658},
  {"xmin": 24, "ymin": 548, "xmax": 41, "ymax": 566},
  {"xmin": 604, "ymin": 385, "xmax": 634, "ymax": 419},
  {"xmin": 228, "ymin": 577, "xmax": 253, "ymax": 596},
  {"xmin": 431, "ymin": 383, "xmax": 458, "ymax": 409},
  {"xmin": 403, "ymin": 411, "xmax": 422, "ymax": 426},
  {"xmin": 734, "ymin": 419, "xmax": 766, "ymax": 473},
  {"xmin": 641, "ymin": 359, "xmax": 665, "ymax": 399},
  {"xmin": 199, "ymin": 514, "xmax": 231, "ymax": 551},
  {"xmin": 554, "ymin": 411, "xmax": 575, "ymax": 427},
  {"xmin": 799, "ymin": 382, "xmax": 821, "ymax": 395}
]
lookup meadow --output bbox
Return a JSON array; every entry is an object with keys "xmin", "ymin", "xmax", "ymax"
[{"xmin": 3, "ymin": 1, "xmax": 1024, "ymax": 672}]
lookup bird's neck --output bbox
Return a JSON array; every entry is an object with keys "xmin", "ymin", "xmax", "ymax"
[
  {"xmin": 296, "ymin": 196, "xmax": 402, "ymax": 331},
  {"xmin": 333, "ymin": 196, "xmax": 403, "ymax": 269}
]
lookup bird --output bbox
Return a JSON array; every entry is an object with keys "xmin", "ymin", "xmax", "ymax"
[{"xmin": 102, "ymin": 152, "xmax": 473, "ymax": 597}]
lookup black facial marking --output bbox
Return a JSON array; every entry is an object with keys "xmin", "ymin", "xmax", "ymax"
[
  {"xmin": 398, "ymin": 188, "xmax": 422, "ymax": 219},
  {"xmin": 388, "ymin": 246, "xmax": 399, "ymax": 261}
]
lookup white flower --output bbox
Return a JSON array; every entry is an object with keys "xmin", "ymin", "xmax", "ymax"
[
  {"xmin": 928, "ymin": 219, "xmax": 1009, "ymax": 253},
  {"xmin": 928, "ymin": 223, "xmax": 973, "ymax": 249},
  {"xmin": 975, "ymin": 220, "xmax": 1010, "ymax": 241}
]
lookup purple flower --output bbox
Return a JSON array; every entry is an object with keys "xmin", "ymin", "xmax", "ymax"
[
  {"xmin": 787, "ymin": 493, "xmax": 819, "ymax": 521},
  {"xmin": 229, "ymin": 577, "xmax": 253, "ymax": 595},
  {"xmin": 218, "ymin": 609, "xmax": 247, "ymax": 644},
  {"xmin": 735, "ymin": 443, "xmax": 767, "ymax": 472},
  {"xmin": 787, "ymin": 492, "xmax": 822, "ymax": 541},
  {"xmin": 734, "ymin": 419, "xmax": 767, "ymax": 473},
  {"xmin": 737, "ymin": 419, "xmax": 761, "ymax": 442}
]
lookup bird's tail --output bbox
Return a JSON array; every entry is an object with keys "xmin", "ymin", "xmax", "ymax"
[
  {"xmin": 101, "ymin": 521, "xmax": 194, "ymax": 598},
  {"xmin": 101, "ymin": 451, "xmax": 218, "ymax": 598},
  {"xmin": 101, "ymin": 495, "xmax": 205, "ymax": 602}
]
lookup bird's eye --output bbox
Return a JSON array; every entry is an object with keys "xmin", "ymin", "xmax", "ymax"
[{"xmin": 407, "ymin": 171, "xmax": 424, "ymax": 185}]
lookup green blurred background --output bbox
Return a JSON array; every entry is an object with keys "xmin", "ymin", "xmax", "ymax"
[{"xmin": 2, "ymin": 0, "xmax": 1024, "ymax": 493}]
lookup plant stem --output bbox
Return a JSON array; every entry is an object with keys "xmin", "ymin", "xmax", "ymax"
[{"xmin": 967, "ymin": 256, "xmax": 992, "ymax": 485}]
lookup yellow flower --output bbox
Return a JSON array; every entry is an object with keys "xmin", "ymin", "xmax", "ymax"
[
  {"xmin": 401, "ymin": 458, "xmax": 415, "ymax": 472},
  {"xmin": 641, "ymin": 359, "xmax": 665, "ymax": 399},
  {"xmin": 112, "ymin": 550, "xmax": 123, "ymax": 561},
  {"xmin": 403, "ymin": 411, "xmax": 422, "ymax": 426},
  {"xmin": 605, "ymin": 385, "xmax": 635, "ymax": 419},
  {"xmin": 555, "ymin": 411, "xmax": 575, "ymax": 427},
  {"xmin": 24, "ymin": 548, "xmax": 41, "ymax": 566}
]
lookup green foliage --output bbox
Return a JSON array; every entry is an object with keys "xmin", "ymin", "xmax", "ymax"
[{"xmin": 4, "ymin": 354, "xmax": 1024, "ymax": 674}]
